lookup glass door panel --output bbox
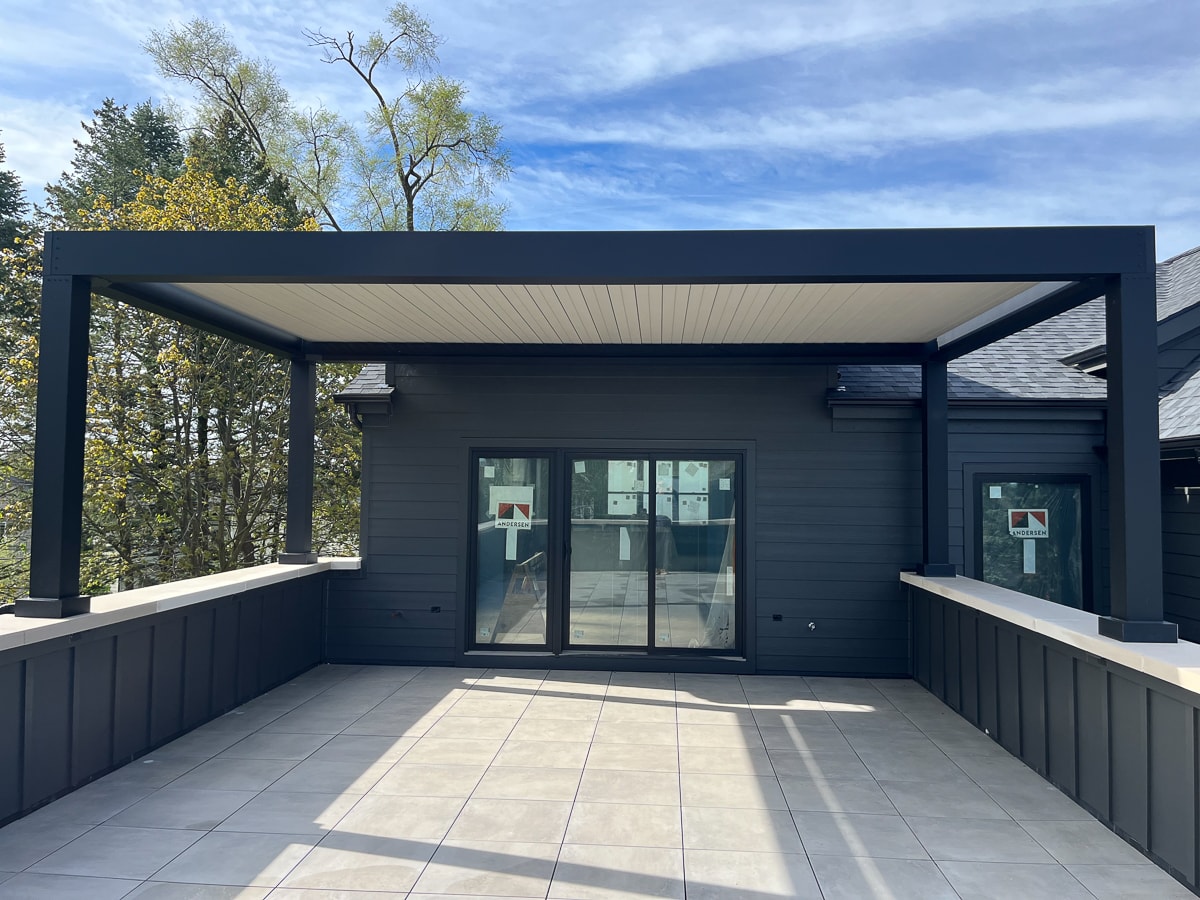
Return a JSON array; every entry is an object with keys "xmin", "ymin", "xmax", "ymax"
[
  {"xmin": 653, "ymin": 459, "xmax": 738, "ymax": 649},
  {"xmin": 474, "ymin": 456, "xmax": 551, "ymax": 645},
  {"xmin": 978, "ymin": 479, "xmax": 1085, "ymax": 608},
  {"xmin": 567, "ymin": 458, "xmax": 649, "ymax": 647}
]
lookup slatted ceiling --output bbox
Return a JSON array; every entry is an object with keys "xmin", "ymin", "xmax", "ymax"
[
  {"xmin": 726, "ymin": 283, "xmax": 766, "ymax": 344},
  {"xmin": 487, "ymin": 285, "xmax": 541, "ymax": 343},
  {"xmin": 403, "ymin": 283, "xmax": 487, "ymax": 343},
  {"xmin": 685, "ymin": 283, "xmax": 717, "ymax": 343},
  {"xmin": 767, "ymin": 283, "xmax": 826, "ymax": 344},
  {"xmin": 670, "ymin": 285, "xmax": 684, "ymax": 341},
  {"xmin": 581, "ymin": 283, "xmax": 619, "ymax": 343},
  {"xmin": 785, "ymin": 283, "xmax": 864, "ymax": 344},
  {"xmin": 498, "ymin": 284, "xmax": 555, "ymax": 344},
  {"xmin": 488, "ymin": 284, "xmax": 540, "ymax": 342},
  {"xmin": 560, "ymin": 283, "xmax": 591, "ymax": 342},
  {"xmin": 172, "ymin": 280, "xmax": 1041, "ymax": 344},
  {"xmin": 521, "ymin": 284, "xmax": 567, "ymax": 343},
  {"xmin": 724, "ymin": 283, "xmax": 758, "ymax": 343},
  {"xmin": 422, "ymin": 283, "xmax": 509, "ymax": 343},
  {"xmin": 326, "ymin": 282, "xmax": 433, "ymax": 341}
]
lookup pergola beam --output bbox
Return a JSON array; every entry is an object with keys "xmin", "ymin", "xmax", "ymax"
[{"xmin": 46, "ymin": 226, "xmax": 1153, "ymax": 286}]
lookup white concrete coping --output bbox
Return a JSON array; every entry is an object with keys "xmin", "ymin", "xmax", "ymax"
[
  {"xmin": 0, "ymin": 558, "xmax": 362, "ymax": 654},
  {"xmin": 902, "ymin": 572, "xmax": 1200, "ymax": 696}
]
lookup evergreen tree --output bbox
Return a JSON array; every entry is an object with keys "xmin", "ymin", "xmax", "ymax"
[
  {"xmin": 44, "ymin": 99, "xmax": 183, "ymax": 225},
  {"xmin": 0, "ymin": 137, "xmax": 27, "ymax": 250},
  {"xmin": 188, "ymin": 110, "xmax": 307, "ymax": 229}
]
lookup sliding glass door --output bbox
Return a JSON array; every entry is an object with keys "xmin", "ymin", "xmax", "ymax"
[
  {"xmin": 652, "ymin": 459, "xmax": 738, "ymax": 650},
  {"xmin": 567, "ymin": 458, "xmax": 650, "ymax": 647},
  {"xmin": 470, "ymin": 450, "xmax": 740, "ymax": 654},
  {"xmin": 473, "ymin": 456, "xmax": 552, "ymax": 645}
]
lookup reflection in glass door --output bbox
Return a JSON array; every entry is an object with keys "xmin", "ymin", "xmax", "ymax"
[
  {"xmin": 567, "ymin": 459, "xmax": 650, "ymax": 646},
  {"xmin": 473, "ymin": 456, "xmax": 551, "ymax": 645},
  {"xmin": 653, "ymin": 459, "xmax": 738, "ymax": 649}
]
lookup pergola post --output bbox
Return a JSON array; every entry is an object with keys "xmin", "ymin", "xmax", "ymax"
[
  {"xmin": 18, "ymin": 274, "xmax": 92, "ymax": 617},
  {"xmin": 1099, "ymin": 273, "xmax": 1177, "ymax": 642},
  {"xmin": 919, "ymin": 359, "xmax": 956, "ymax": 576},
  {"xmin": 280, "ymin": 358, "xmax": 318, "ymax": 564}
]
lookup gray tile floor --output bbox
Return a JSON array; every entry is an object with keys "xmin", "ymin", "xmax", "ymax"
[{"xmin": 0, "ymin": 666, "xmax": 1190, "ymax": 899}]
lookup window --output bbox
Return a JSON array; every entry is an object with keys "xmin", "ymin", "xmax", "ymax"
[{"xmin": 975, "ymin": 475, "xmax": 1091, "ymax": 609}]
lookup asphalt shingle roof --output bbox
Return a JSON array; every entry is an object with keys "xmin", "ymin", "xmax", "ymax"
[
  {"xmin": 1157, "ymin": 247, "xmax": 1200, "ymax": 441},
  {"xmin": 335, "ymin": 363, "xmax": 391, "ymax": 401},
  {"xmin": 835, "ymin": 300, "xmax": 1109, "ymax": 402},
  {"xmin": 838, "ymin": 245, "xmax": 1200, "ymax": 411}
]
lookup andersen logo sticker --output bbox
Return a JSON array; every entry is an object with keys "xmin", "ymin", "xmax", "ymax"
[
  {"xmin": 495, "ymin": 502, "xmax": 531, "ymax": 529},
  {"xmin": 1008, "ymin": 509, "xmax": 1048, "ymax": 538}
]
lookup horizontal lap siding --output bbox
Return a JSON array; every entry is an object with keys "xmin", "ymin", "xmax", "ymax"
[
  {"xmin": 947, "ymin": 411, "xmax": 1108, "ymax": 613},
  {"xmin": 332, "ymin": 362, "xmax": 922, "ymax": 674},
  {"xmin": 1161, "ymin": 459, "xmax": 1200, "ymax": 641}
]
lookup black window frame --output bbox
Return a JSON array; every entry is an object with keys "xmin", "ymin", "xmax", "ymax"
[
  {"xmin": 466, "ymin": 447, "xmax": 745, "ymax": 657},
  {"xmin": 972, "ymin": 473, "xmax": 1094, "ymax": 611}
]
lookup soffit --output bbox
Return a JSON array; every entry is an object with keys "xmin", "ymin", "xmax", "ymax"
[{"xmin": 169, "ymin": 280, "xmax": 1040, "ymax": 345}]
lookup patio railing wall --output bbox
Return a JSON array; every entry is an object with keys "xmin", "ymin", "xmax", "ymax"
[
  {"xmin": 0, "ymin": 570, "xmax": 326, "ymax": 826},
  {"xmin": 909, "ymin": 581, "xmax": 1199, "ymax": 892}
]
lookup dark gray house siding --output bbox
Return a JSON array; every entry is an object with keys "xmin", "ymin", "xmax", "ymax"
[
  {"xmin": 328, "ymin": 359, "xmax": 920, "ymax": 674},
  {"xmin": 1161, "ymin": 458, "xmax": 1200, "ymax": 642},
  {"xmin": 835, "ymin": 403, "xmax": 1109, "ymax": 611},
  {"xmin": 328, "ymin": 360, "xmax": 1112, "ymax": 674},
  {"xmin": 949, "ymin": 407, "xmax": 1109, "ymax": 611}
]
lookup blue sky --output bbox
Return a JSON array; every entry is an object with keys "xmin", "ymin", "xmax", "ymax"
[{"xmin": 2, "ymin": 0, "xmax": 1198, "ymax": 258}]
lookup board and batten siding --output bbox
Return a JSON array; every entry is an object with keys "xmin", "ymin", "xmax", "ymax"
[{"xmin": 327, "ymin": 360, "xmax": 923, "ymax": 675}]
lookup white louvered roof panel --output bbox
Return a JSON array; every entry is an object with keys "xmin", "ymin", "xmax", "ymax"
[{"xmin": 172, "ymin": 281, "xmax": 1040, "ymax": 344}]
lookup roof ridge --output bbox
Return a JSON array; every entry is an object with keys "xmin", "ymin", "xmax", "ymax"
[{"xmin": 1161, "ymin": 244, "xmax": 1200, "ymax": 267}]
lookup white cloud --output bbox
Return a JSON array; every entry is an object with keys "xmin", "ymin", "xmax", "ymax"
[
  {"xmin": 502, "ymin": 152, "xmax": 1200, "ymax": 261},
  {"xmin": 0, "ymin": 96, "xmax": 102, "ymax": 192},
  {"xmin": 431, "ymin": 0, "xmax": 1134, "ymax": 106},
  {"xmin": 506, "ymin": 63, "xmax": 1200, "ymax": 156}
]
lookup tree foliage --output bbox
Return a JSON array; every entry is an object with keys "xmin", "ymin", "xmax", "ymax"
[
  {"xmin": 0, "ymin": 136, "xmax": 27, "ymax": 250},
  {"xmin": 188, "ymin": 110, "xmax": 307, "ymax": 229},
  {"xmin": 146, "ymin": 2, "xmax": 509, "ymax": 231},
  {"xmin": 0, "ymin": 150, "xmax": 38, "ymax": 600},
  {"xmin": 44, "ymin": 99, "xmax": 183, "ymax": 226},
  {"xmin": 0, "ymin": 122, "xmax": 361, "ymax": 601}
]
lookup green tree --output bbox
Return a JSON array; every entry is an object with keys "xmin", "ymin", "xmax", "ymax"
[
  {"xmin": 44, "ymin": 99, "xmax": 183, "ymax": 226},
  {"xmin": 188, "ymin": 110, "xmax": 307, "ymax": 229},
  {"xmin": 78, "ymin": 160, "xmax": 323, "ymax": 590},
  {"xmin": 0, "ymin": 139, "xmax": 39, "ymax": 601},
  {"xmin": 0, "ymin": 154, "xmax": 359, "ymax": 600},
  {"xmin": 146, "ymin": 2, "xmax": 510, "ymax": 231},
  {"xmin": 0, "ymin": 136, "xmax": 27, "ymax": 249}
]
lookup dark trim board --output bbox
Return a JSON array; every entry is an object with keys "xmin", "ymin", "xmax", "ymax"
[
  {"xmin": 0, "ymin": 572, "xmax": 326, "ymax": 826},
  {"xmin": 49, "ymin": 226, "xmax": 1155, "ymax": 284},
  {"xmin": 910, "ymin": 583, "xmax": 1200, "ymax": 893}
]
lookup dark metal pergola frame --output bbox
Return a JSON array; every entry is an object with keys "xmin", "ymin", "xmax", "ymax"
[{"xmin": 18, "ymin": 226, "xmax": 1176, "ymax": 642}]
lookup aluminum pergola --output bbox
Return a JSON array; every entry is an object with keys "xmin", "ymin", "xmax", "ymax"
[{"xmin": 20, "ymin": 226, "xmax": 1176, "ymax": 641}]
